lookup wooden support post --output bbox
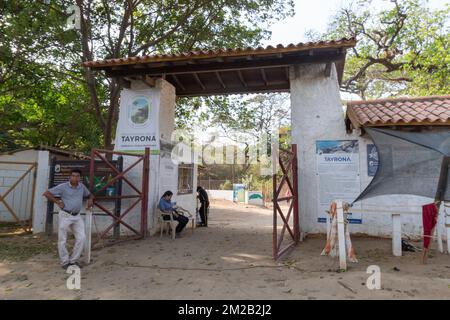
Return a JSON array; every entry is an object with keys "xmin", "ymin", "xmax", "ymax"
[
  {"xmin": 143, "ymin": 75, "xmax": 156, "ymax": 87},
  {"xmin": 117, "ymin": 77, "xmax": 131, "ymax": 89},
  {"xmin": 392, "ymin": 214, "xmax": 402, "ymax": 257},
  {"xmin": 326, "ymin": 212, "xmax": 331, "ymax": 241},
  {"xmin": 84, "ymin": 207, "xmax": 92, "ymax": 264},
  {"xmin": 272, "ymin": 142, "xmax": 278, "ymax": 260},
  {"xmin": 291, "ymin": 144, "xmax": 300, "ymax": 243},
  {"xmin": 45, "ymin": 157, "xmax": 56, "ymax": 236},
  {"xmin": 141, "ymin": 148, "xmax": 150, "ymax": 238},
  {"xmin": 336, "ymin": 200, "xmax": 347, "ymax": 271}
]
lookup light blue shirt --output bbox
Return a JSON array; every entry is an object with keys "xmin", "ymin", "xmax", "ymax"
[
  {"xmin": 48, "ymin": 181, "xmax": 91, "ymax": 213},
  {"xmin": 159, "ymin": 198, "xmax": 175, "ymax": 212}
]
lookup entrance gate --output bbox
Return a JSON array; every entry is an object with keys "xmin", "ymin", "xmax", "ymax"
[
  {"xmin": 89, "ymin": 148, "xmax": 149, "ymax": 248},
  {"xmin": 272, "ymin": 144, "xmax": 300, "ymax": 260}
]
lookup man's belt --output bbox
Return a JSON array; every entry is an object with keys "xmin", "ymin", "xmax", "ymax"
[{"xmin": 62, "ymin": 209, "xmax": 79, "ymax": 216}]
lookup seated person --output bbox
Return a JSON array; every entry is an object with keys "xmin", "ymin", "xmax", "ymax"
[{"xmin": 159, "ymin": 190, "xmax": 188, "ymax": 237}]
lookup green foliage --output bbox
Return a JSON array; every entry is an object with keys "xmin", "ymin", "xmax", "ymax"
[
  {"xmin": 176, "ymin": 93, "xmax": 290, "ymax": 134},
  {"xmin": 313, "ymin": 0, "xmax": 450, "ymax": 99},
  {"xmin": 220, "ymin": 180, "xmax": 233, "ymax": 190},
  {"xmin": 1, "ymin": 0, "xmax": 294, "ymax": 151},
  {"xmin": 0, "ymin": 80, "xmax": 102, "ymax": 152},
  {"xmin": 0, "ymin": 0, "xmax": 97, "ymax": 152}
]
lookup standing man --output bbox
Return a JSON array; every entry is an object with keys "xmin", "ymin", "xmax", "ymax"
[
  {"xmin": 197, "ymin": 186, "xmax": 209, "ymax": 227},
  {"xmin": 43, "ymin": 169, "xmax": 93, "ymax": 269}
]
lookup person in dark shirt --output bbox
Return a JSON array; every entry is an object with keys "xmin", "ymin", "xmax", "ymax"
[{"xmin": 197, "ymin": 186, "xmax": 209, "ymax": 227}]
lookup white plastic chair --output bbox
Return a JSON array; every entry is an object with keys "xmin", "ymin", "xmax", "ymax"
[{"xmin": 157, "ymin": 205, "xmax": 177, "ymax": 240}]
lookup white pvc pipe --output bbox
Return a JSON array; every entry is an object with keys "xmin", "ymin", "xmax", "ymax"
[{"xmin": 436, "ymin": 212, "xmax": 443, "ymax": 253}]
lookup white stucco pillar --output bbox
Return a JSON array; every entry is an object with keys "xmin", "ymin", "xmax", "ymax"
[
  {"xmin": 290, "ymin": 63, "xmax": 348, "ymax": 234},
  {"xmin": 32, "ymin": 150, "xmax": 49, "ymax": 234},
  {"xmin": 112, "ymin": 78, "xmax": 176, "ymax": 235},
  {"xmin": 112, "ymin": 78, "xmax": 197, "ymax": 236}
]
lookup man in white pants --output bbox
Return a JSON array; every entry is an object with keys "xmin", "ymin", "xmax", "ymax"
[{"xmin": 44, "ymin": 169, "xmax": 93, "ymax": 269}]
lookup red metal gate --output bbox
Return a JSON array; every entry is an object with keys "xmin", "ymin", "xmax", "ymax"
[
  {"xmin": 89, "ymin": 148, "xmax": 149, "ymax": 248},
  {"xmin": 272, "ymin": 144, "xmax": 300, "ymax": 260}
]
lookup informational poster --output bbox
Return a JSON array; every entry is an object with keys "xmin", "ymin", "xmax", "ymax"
[
  {"xmin": 367, "ymin": 144, "xmax": 379, "ymax": 176},
  {"xmin": 316, "ymin": 140, "xmax": 362, "ymax": 224},
  {"xmin": 115, "ymin": 89, "xmax": 160, "ymax": 152},
  {"xmin": 233, "ymin": 184, "xmax": 245, "ymax": 203},
  {"xmin": 51, "ymin": 160, "xmax": 118, "ymax": 196},
  {"xmin": 47, "ymin": 160, "xmax": 121, "ymax": 218}
]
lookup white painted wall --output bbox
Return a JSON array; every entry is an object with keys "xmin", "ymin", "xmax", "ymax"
[
  {"xmin": 209, "ymin": 190, "xmax": 234, "ymax": 201},
  {"xmin": 290, "ymin": 63, "xmax": 438, "ymax": 239},
  {"xmin": 32, "ymin": 151, "xmax": 49, "ymax": 233}
]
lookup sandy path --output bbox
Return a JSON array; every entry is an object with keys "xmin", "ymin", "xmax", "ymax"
[{"xmin": 1, "ymin": 199, "xmax": 449, "ymax": 299}]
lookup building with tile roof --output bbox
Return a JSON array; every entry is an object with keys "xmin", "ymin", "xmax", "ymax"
[{"xmin": 345, "ymin": 95, "xmax": 450, "ymax": 132}]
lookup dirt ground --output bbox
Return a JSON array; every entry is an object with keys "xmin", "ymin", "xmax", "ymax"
[{"xmin": 1, "ymin": 199, "xmax": 450, "ymax": 300}]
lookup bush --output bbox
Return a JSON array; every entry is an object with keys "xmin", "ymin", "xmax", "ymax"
[{"xmin": 220, "ymin": 180, "xmax": 233, "ymax": 190}]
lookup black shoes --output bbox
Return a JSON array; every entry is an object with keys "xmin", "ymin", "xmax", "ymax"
[
  {"xmin": 62, "ymin": 261, "xmax": 82, "ymax": 270},
  {"xmin": 69, "ymin": 261, "xmax": 82, "ymax": 268}
]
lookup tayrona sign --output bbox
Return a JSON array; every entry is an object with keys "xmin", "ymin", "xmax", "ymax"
[
  {"xmin": 115, "ymin": 89, "xmax": 159, "ymax": 152},
  {"xmin": 120, "ymin": 135, "xmax": 156, "ymax": 143}
]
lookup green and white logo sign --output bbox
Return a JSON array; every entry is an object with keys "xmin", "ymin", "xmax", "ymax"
[
  {"xmin": 128, "ymin": 97, "xmax": 150, "ymax": 126},
  {"xmin": 115, "ymin": 90, "xmax": 159, "ymax": 152}
]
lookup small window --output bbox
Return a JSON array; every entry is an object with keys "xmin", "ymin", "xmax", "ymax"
[{"xmin": 178, "ymin": 164, "xmax": 193, "ymax": 194}]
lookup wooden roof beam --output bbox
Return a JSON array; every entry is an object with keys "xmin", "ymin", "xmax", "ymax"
[
  {"xmin": 105, "ymin": 53, "xmax": 346, "ymax": 77},
  {"xmin": 193, "ymin": 73, "xmax": 206, "ymax": 90},
  {"xmin": 177, "ymin": 83, "xmax": 290, "ymax": 97},
  {"xmin": 142, "ymin": 75, "xmax": 156, "ymax": 87},
  {"xmin": 117, "ymin": 77, "xmax": 131, "ymax": 89},
  {"xmin": 260, "ymin": 69, "xmax": 268, "ymax": 86},
  {"xmin": 237, "ymin": 70, "xmax": 247, "ymax": 87},
  {"xmin": 215, "ymin": 72, "xmax": 226, "ymax": 89},
  {"xmin": 171, "ymin": 74, "xmax": 186, "ymax": 91}
]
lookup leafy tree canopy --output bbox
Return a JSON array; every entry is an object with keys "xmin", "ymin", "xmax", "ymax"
[
  {"xmin": 308, "ymin": 0, "xmax": 450, "ymax": 99},
  {"xmin": 0, "ymin": 0, "xmax": 294, "ymax": 152}
]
